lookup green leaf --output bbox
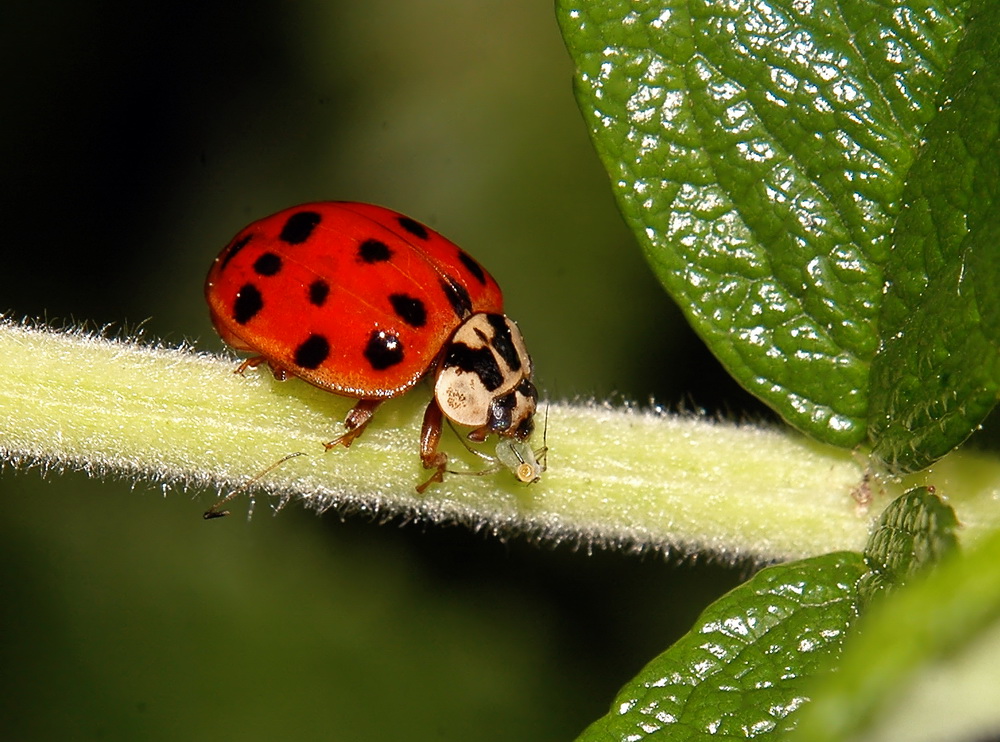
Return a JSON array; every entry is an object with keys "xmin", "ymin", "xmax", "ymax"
[
  {"xmin": 869, "ymin": 2, "xmax": 1000, "ymax": 473},
  {"xmin": 575, "ymin": 552, "xmax": 864, "ymax": 741},
  {"xmin": 790, "ymin": 527, "xmax": 1000, "ymax": 742},
  {"xmin": 857, "ymin": 486, "xmax": 960, "ymax": 606},
  {"xmin": 557, "ymin": 0, "xmax": 971, "ymax": 448}
]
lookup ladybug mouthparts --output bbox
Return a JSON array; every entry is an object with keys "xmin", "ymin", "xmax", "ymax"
[{"xmin": 434, "ymin": 312, "xmax": 536, "ymax": 440}]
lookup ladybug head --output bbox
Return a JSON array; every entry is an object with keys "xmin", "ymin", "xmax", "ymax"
[{"xmin": 434, "ymin": 312, "xmax": 537, "ymax": 441}]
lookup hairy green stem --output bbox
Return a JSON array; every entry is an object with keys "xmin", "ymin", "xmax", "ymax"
[{"xmin": 1, "ymin": 319, "xmax": 997, "ymax": 561}]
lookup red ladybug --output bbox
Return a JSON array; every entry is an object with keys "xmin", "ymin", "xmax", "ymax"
[{"xmin": 205, "ymin": 202, "xmax": 538, "ymax": 490}]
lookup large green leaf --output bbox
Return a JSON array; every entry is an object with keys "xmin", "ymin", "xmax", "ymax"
[
  {"xmin": 869, "ymin": 2, "xmax": 1000, "ymax": 473},
  {"xmin": 557, "ymin": 0, "xmax": 972, "ymax": 449},
  {"xmin": 575, "ymin": 552, "xmax": 864, "ymax": 741}
]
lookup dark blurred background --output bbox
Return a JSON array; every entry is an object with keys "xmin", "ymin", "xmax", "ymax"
[{"xmin": 0, "ymin": 2, "xmax": 768, "ymax": 739}]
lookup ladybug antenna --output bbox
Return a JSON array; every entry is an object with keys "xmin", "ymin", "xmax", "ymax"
[{"xmin": 203, "ymin": 451, "xmax": 307, "ymax": 520}]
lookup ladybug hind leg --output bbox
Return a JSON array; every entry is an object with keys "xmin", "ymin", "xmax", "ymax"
[
  {"xmin": 324, "ymin": 398, "xmax": 383, "ymax": 450},
  {"xmin": 416, "ymin": 401, "xmax": 448, "ymax": 494}
]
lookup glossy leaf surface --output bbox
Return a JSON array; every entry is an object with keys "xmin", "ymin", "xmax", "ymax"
[
  {"xmin": 559, "ymin": 0, "xmax": 983, "ymax": 459},
  {"xmin": 576, "ymin": 552, "xmax": 864, "ymax": 741}
]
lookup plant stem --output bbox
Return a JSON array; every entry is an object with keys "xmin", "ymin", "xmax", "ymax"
[{"xmin": 2, "ymin": 318, "xmax": 997, "ymax": 561}]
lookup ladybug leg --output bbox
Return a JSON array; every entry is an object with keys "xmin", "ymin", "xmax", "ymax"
[
  {"xmin": 235, "ymin": 356, "xmax": 290, "ymax": 381},
  {"xmin": 415, "ymin": 401, "xmax": 448, "ymax": 494},
  {"xmin": 235, "ymin": 356, "xmax": 266, "ymax": 374},
  {"xmin": 324, "ymin": 399, "xmax": 383, "ymax": 450},
  {"xmin": 466, "ymin": 426, "xmax": 490, "ymax": 443}
]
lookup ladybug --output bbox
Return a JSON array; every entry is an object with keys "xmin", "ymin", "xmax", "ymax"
[{"xmin": 205, "ymin": 201, "xmax": 538, "ymax": 491}]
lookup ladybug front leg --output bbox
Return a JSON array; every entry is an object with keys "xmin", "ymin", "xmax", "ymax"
[
  {"xmin": 415, "ymin": 401, "xmax": 448, "ymax": 493},
  {"xmin": 324, "ymin": 398, "xmax": 383, "ymax": 450}
]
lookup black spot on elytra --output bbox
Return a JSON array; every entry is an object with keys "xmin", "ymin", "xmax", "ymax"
[
  {"xmin": 364, "ymin": 330, "xmax": 405, "ymax": 370},
  {"xmin": 294, "ymin": 334, "xmax": 330, "ymax": 369},
  {"xmin": 443, "ymin": 343, "xmax": 504, "ymax": 391},
  {"xmin": 233, "ymin": 283, "xmax": 264, "ymax": 325},
  {"xmin": 440, "ymin": 276, "xmax": 472, "ymax": 319},
  {"xmin": 398, "ymin": 216, "xmax": 429, "ymax": 240},
  {"xmin": 308, "ymin": 279, "xmax": 330, "ymax": 306},
  {"xmin": 253, "ymin": 252, "xmax": 282, "ymax": 276},
  {"xmin": 457, "ymin": 250, "xmax": 487, "ymax": 284},
  {"xmin": 389, "ymin": 294, "xmax": 427, "ymax": 328},
  {"xmin": 358, "ymin": 239, "xmax": 393, "ymax": 263},
  {"xmin": 485, "ymin": 313, "xmax": 521, "ymax": 372},
  {"xmin": 218, "ymin": 234, "xmax": 253, "ymax": 272},
  {"xmin": 280, "ymin": 211, "xmax": 322, "ymax": 244}
]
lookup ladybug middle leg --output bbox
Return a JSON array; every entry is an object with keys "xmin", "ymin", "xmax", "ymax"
[
  {"xmin": 416, "ymin": 401, "xmax": 448, "ymax": 493},
  {"xmin": 324, "ymin": 399, "xmax": 383, "ymax": 450}
]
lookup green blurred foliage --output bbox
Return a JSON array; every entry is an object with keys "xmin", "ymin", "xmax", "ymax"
[
  {"xmin": 0, "ymin": 2, "xmax": 751, "ymax": 739},
  {"xmin": 1, "ymin": 472, "xmax": 746, "ymax": 741}
]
